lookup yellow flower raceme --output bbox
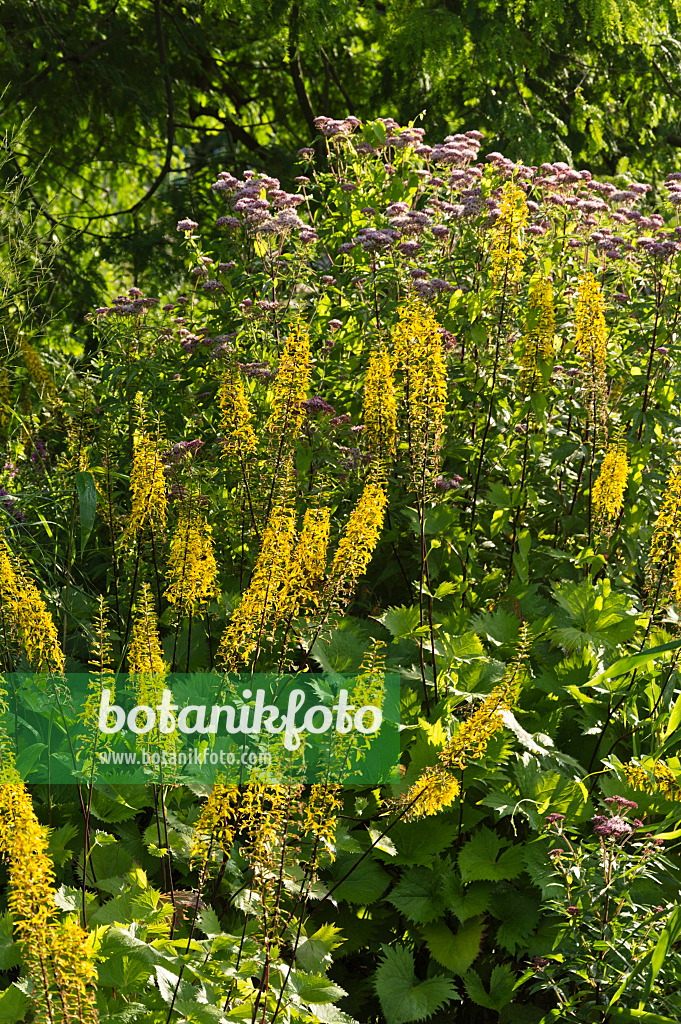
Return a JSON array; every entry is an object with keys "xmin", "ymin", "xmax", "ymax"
[
  {"xmin": 268, "ymin": 321, "xmax": 311, "ymax": 441},
  {"xmin": 302, "ymin": 783, "xmax": 342, "ymax": 858},
  {"xmin": 218, "ymin": 364, "xmax": 257, "ymax": 461},
  {"xmin": 124, "ymin": 398, "xmax": 167, "ymax": 539},
  {"xmin": 364, "ymin": 349, "xmax": 397, "ymax": 462},
  {"xmin": 239, "ymin": 780, "xmax": 288, "ymax": 869},
  {"xmin": 79, "ymin": 597, "xmax": 117, "ymax": 770},
  {"xmin": 0, "ymin": 777, "xmax": 98, "ymax": 1023},
  {"xmin": 326, "ymin": 481, "xmax": 388, "ymax": 608},
  {"xmin": 648, "ymin": 461, "xmax": 681, "ymax": 603},
  {"xmin": 165, "ymin": 507, "xmax": 219, "ymax": 617},
  {"xmin": 190, "ymin": 780, "xmax": 240, "ymax": 871},
  {"xmin": 521, "ymin": 277, "xmax": 555, "ymax": 389},
  {"xmin": 217, "ymin": 504, "xmax": 297, "ymax": 670},
  {"xmin": 591, "ymin": 441, "xmax": 629, "ymax": 529},
  {"xmin": 440, "ymin": 623, "xmax": 530, "ymax": 773},
  {"xmin": 20, "ymin": 337, "xmax": 58, "ymax": 403},
  {"xmin": 393, "ymin": 300, "xmax": 447, "ymax": 459},
  {"xmin": 404, "ymin": 766, "xmax": 460, "ymax": 821},
  {"xmin": 272, "ymin": 507, "xmax": 330, "ymax": 623},
  {"xmin": 575, "ymin": 272, "xmax": 608, "ymax": 367},
  {"xmin": 0, "ymin": 535, "xmax": 65, "ymax": 673},
  {"xmin": 128, "ymin": 584, "xmax": 173, "ymax": 758},
  {"xmin": 624, "ymin": 759, "xmax": 681, "ymax": 801},
  {"xmin": 489, "ymin": 182, "xmax": 528, "ymax": 290}
]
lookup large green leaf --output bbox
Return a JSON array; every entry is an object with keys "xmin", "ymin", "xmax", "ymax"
[
  {"xmin": 458, "ymin": 828, "xmax": 525, "ymax": 883},
  {"xmin": 75, "ymin": 470, "xmax": 97, "ymax": 555},
  {"xmin": 374, "ymin": 945, "xmax": 457, "ymax": 1024},
  {"xmin": 464, "ymin": 965, "xmax": 517, "ymax": 1011},
  {"xmin": 422, "ymin": 916, "xmax": 485, "ymax": 975}
]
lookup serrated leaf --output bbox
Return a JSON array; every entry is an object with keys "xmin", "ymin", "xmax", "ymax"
[
  {"xmin": 374, "ymin": 945, "xmax": 457, "ymax": 1024},
  {"xmin": 391, "ymin": 819, "xmax": 458, "ymax": 866},
  {"xmin": 327, "ymin": 856, "xmax": 390, "ymax": 905},
  {"xmin": 296, "ymin": 924, "xmax": 344, "ymax": 972},
  {"xmin": 198, "ymin": 907, "xmax": 222, "ymax": 937},
  {"xmin": 377, "ymin": 606, "xmax": 422, "ymax": 639},
  {"xmin": 464, "ymin": 965, "xmax": 516, "ymax": 1011},
  {"xmin": 294, "ymin": 974, "xmax": 347, "ymax": 1004},
  {"xmin": 0, "ymin": 984, "xmax": 30, "ymax": 1021},
  {"xmin": 458, "ymin": 827, "xmax": 524, "ymax": 882},
  {"xmin": 444, "ymin": 879, "xmax": 492, "ymax": 923},
  {"xmin": 0, "ymin": 914, "xmax": 21, "ymax": 970},
  {"xmin": 422, "ymin": 916, "xmax": 485, "ymax": 975},
  {"xmin": 388, "ymin": 868, "xmax": 446, "ymax": 924}
]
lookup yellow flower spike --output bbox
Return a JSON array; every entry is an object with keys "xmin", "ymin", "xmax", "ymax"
[
  {"xmin": 489, "ymin": 181, "xmax": 528, "ymax": 290},
  {"xmin": 648, "ymin": 460, "xmax": 681, "ymax": 604},
  {"xmin": 302, "ymin": 783, "xmax": 342, "ymax": 859},
  {"xmin": 20, "ymin": 336, "xmax": 59, "ymax": 405},
  {"xmin": 218, "ymin": 363, "xmax": 257, "ymax": 462},
  {"xmin": 326, "ymin": 481, "xmax": 388, "ymax": 609},
  {"xmin": 268, "ymin": 320, "xmax": 311, "ymax": 441},
  {"xmin": 190, "ymin": 780, "xmax": 240, "ymax": 871},
  {"xmin": 364, "ymin": 349, "xmax": 397, "ymax": 462},
  {"xmin": 521, "ymin": 276, "xmax": 555, "ymax": 390},
  {"xmin": 623, "ymin": 759, "xmax": 681, "ymax": 801},
  {"xmin": 128, "ymin": 584, "xmax": 173, "ymax": 758},
  {"xmin": 165, "ymin": 506, "xmax": 220, "ymax": 618},
  {"xmin": 439, "ymin": 622, "xmax": 530, "ymax": 772},
  {"xmin": 403, "ymin": 766, "xmax": 460, "ymax": 821},
  {"xmin": 591, "ymin": 439, "xmax": 629, "ymax": 531},
  {"xmin": 575, "ymin": 272, "xmax": 608, "ymax": 368},
  {"xmin": 217, "ymin": 504, "xmax": 297, "ymax": 671},
  {"xmin": 123, "ymin": 395, "xmax": 167, "ymax": 540},
  {"xmin": 272, "ymin": 506, "xmax": 331, "ymax": 625},
  {"xmin": 0, "ymin": 780, "xmax": 98, "ymax": 1023},
  {"xmin": 0, "ymin": 534, "xmax": 65, "ymax": 674}
]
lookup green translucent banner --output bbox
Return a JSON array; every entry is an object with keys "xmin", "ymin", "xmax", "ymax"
[{"xmin": 0, "ymin": 671, "xmax": 400, "ymax": 785}]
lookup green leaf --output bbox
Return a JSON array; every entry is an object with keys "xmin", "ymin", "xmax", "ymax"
[
  {"xmin": 296, "ymin": 924, "xmax": 344, "ymax": 972},
  {"xmin": 422, "ymin": 916, "xmax": 485, "ymax": 975},
  {"xmin": 445, "ymin": 879, "xmax": 492, "ymax": 923},
  {"xmin": 458, "ymin": 827, "xmax": 524, "ymax": 882},
  {"xmin": 639, "ymin": 905, "xmax": 681, "ymax": 1008},
  {"xmin": 464, "ymin": 965, "xmax": 517, "ymax": 1011},
  {"xmin": 75, "ymin": 470, "xmax": 97, "ymax": 555},
  {"xmin": 327, "ymin": 856, "xmax": 390, "ymax": 904},
  {"xmin": 0, "ymin": 914, "xmax": 21, "ymax": 970},
  {"xmin": 388, "ymin": 867, "xmax": 447, "ymax": 924},
  {"xmin": 391, "ymin": 818, "xmax": 458, "ymax": 866},
  {"xmin": 294, "ymin": 974, "xmax": 347, "ymax": 1005},
  {"xmin": 374, "ymin": 945, "xmax": 457, "ymax": 1024},
  {"xmin": 0, "ymin": 984, "xmax": 30, "ymax": 1022},
  {"xmin": 377, "ymin": 605, "xmax": 422, "ymax": 639}
]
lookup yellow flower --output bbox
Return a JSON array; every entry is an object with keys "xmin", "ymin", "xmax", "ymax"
[
  {"xmin": 217, "ymin": 504, "xmax": 296, "ymax": 671},
  {"xmin": 0, "ymin": 780, "xmax": 98, "ymax": 1023},
  {"xmin": 403, "ymin": 766, "xmax": 460, "ymax": 821},
  {"xmin": 20, "ymin": 337, "xmax": 58, "ymax": 404},
  {"xmin": 268, "ymin": 321, "xmax": 311, "ymax": 441},
  {"xmin": 124, "ymin": 396, "xmax": 167, "ymax": 540},
  {"xmin": 591, "ymin": 441, "xmax": 629, "ymax": 530},
  {"xmin": 165, "ymin": 506, "xmax": 219, "ymax": 617},
  {"xmin": 302, "ymin": 783, "xmax": 342, "ymax": 859},
  {"xmin": 239, "ymin": 780, "xmax": 287, "ymax": 869},
  {"xmin": 623, "ymin": 758, "xmax": 681, "ymax": 801},
  {"xmin": 190, "ymin": 780, "xmax": 239, "ymax": 871},
  {"xmin": 78, "ymin": 597, "xmax": 117, "ymax": 771},
  {"xmin": 440, "ymin": 623, "xmax": 529, "ymax": 772},
  {"xmin": 218, "ymin": 364, "xmax": 257, "ymax": 462},
  {"xmin": 364, "ymin": 349, "xmax": 397, "ymax": 462},
  {"xmin": 489, "ymin": 182, "xmax": 528, "ymax": 290},
  {"xmin": 575, "ymin": 273, "xmax": 607, "ymax": 368},
  {"xmin": 521, "ymin": 277, "xmax": 555, "ymax": 389},
  {"xmin": 648, "ymin": 461, "xmax": 681, "ymax": 603},
  {"xmin": 0, "ymin": 535, "xmax": 65, "ymax": 673},
  {"xmin": 128, "ymin": 584, "xmax": 173, "ymax": 758},
  {"xmin": 326, "ymin": 481, "xmax": 388, "ymax": 608},
  {"xmin": 273, "ymin": 507, "xmax": 331, "ymax": 624}
]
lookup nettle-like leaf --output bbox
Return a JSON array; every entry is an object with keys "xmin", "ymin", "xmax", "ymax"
[
  {"xmin": 377, "ymin": 605, "xmax": 423, "ymax": 639},
  {"xmin": 488, "ymin": 885, "xmax": 541, "ymax": 954},
  {"xmin": 421, "ymin": 916, "xmax": 485, "ymax": 975},
  {"xmin": 374, "ymin": 945, "xmax": 457, "ymax": 1024},
  {"xmin": 458, "ymin": 827, "xmax": 525, "ymax": 883},
  {"xmin": 549, "ymin": 578, "xmax": 638, "ymax": 651},
  {"xmin": 391, "ymin": 818, "xmax": 458, "ymax": 867},
  {"xmin": 463, "ymin": 965, "xmax": 518, "ymax": 1011},
  {"xmin": 326, "ymin": 855, "xmax": 390, "ymax": 904},
  {"xmin": 295, "ymin": 923, "xmax": 344, "ymax": 973},
  {"xmin": 444, "ymin": 879, "xmax": 492, "ymax": 924},
  {"xmin": 388, "ymin": 866, "xmax": 448, "ymax": 924}
]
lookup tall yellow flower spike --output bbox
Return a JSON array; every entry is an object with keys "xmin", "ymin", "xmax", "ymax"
[
  {"xmin": 326, "ymin": 481, "xmax": 388, "ymax": 608},
  {"xmin": 0, "ymin": 775, "xmax": 98, "ymax": 1023},
  {"xmin": 124, "ymin": 395, "xmax": 167, "ymax": 540},
  {"xmin": 575, "ymin": 272, "xmax": 608, "ymax": 367},
  {"xmin": 218, "ymin": 363, "xmax": 257, "ymax": 461},
  {"xmin": 648, "ymin": 460, "xmax": 681, "ymax": 604},
  {"xmin": 272, "ymin": 506, "xmax": 331, "ymax": 624},
  {"xmin": 217, "ymin": 504, "xmax": 296, "ymax": 671},
  {"xmin": 623, "ymin": 758, "xmax": 681, "ymax": 801},
  {"xmin": 165, "ymin": 505, "xmax": 219, "ymax": 617},
  {"xmin": 268, "ymin": 320, "xmax": 311, "ymax": 441},
  {"xmin": 364, "ymin": 349, "xmax": 397, "ymax": 462},
  {"xmin": 20, "ymin": 336, "xmax": 59, "ymax": 404},
  {"xmin": 521, "ymin": 276, "xmax": 555, "ymax": 389},
  {"xmin": 0, "ymin": 534, "xmax": 65, "ymax": 673},
  {"xmin": 591, "ymin": 438, "xmax": 629, "ymax": 531},
  {"xmin": 489, "ymin": 181, "xmax": 528, "ymax": 290}
]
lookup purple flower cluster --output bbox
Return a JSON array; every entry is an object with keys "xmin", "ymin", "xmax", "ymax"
[
  {"xmin": 434, "ymin": 475, "xmax": 463, "ymax": 492},
  {"xmin": 90, "ymin": 288, "xmax": 159, "ymax": 320},
  {"xmin": 162, "ymin": 439, "xmax": 204, "ymax": 464}
]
